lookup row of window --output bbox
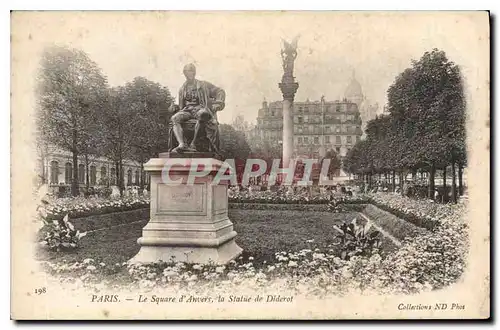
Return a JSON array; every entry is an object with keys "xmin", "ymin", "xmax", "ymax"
[
  {"xmin": 295, "ymin": 103, "xmax": 356, "ymax": 114},
  {"xmin": 258, "ymin": 117, "xmax": 360, "ymax": 129},
  {"xmin": 261, "ymin": 131, "xmax": 281, "ymax": 138},
  {"xmin": 295, "ymin": 114, "xmax": 357, "ymax": 124},
  {"xmin": 294, "ymin": 146, "xmax": 351, "ymax": 155},
  {"xmin": 296, "ymin": 135, "xmax": 360, "ymax": 145},
  {"xmin": 261, "ymin": 107, "xmax": 359, "ymax": 119},
  {"xmin": 257, "ymin": 120, "xmax": 283, "ymax": 129},
  {"xmin": 294, "ymin": 125, "xmax": 359, "ymax": 134},
  {"xmin": 49, "ymin": 161, "xmax": 143, "ymax": 185}
]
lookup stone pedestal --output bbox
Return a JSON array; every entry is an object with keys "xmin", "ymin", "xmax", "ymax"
[{"xmin": 129, "ymin": 155, "xmax": 242, "ymax": 265}]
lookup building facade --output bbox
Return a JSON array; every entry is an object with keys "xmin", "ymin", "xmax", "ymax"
[
  {"xmin": 251, "ymin": 73, "xmax": 381, "ymax": 160},
  {"xmin": 37, "ymin": 144, "xmax": 146, "ymax": 191},
  {"xmin": 253, "ymin": 98, "xmax": 363, "ymax": 159}
]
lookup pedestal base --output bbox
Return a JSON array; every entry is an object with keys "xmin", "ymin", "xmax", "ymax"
[
  {"xmin": 128, "ymin": 157, "xmax": 242, "ymax": 265},
  {"xmin": 129, "ymin": 237, "xmax": 242, "ymax": 265}
]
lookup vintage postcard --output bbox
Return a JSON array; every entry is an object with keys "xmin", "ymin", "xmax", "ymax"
[{"xmin": 11, "ymin": 11, "xmax": 490, "ymax": 320}]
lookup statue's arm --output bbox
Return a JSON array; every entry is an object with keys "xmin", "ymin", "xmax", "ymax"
[
  {"xmin": 206, "ymin": 82, "xmax": 226, "ymax": 111},
  {"xmin": 178, "ymin": 88, "xmax": 184, "ymax": 110}
]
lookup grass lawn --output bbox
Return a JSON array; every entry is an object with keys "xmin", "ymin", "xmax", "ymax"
[
  {"xmin": 36, "ymin": 209, "xmax": 358, "ymax": 267},
  {"xmin": 231, "ymin": 210, "xmax": 355, "ymax": 264}
]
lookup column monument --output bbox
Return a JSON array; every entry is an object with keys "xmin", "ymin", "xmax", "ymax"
[{"xmin": 278, "ymin": 37, "xmax": 299, "ymax": 167}]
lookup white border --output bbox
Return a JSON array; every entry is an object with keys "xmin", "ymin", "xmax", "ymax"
[{"xmin": 4, "ymin": 1, "xmax": 496, "ymax": 328}]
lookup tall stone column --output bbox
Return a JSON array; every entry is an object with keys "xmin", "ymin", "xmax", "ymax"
[
  {"xmin": 279, "ymin": 36, "xmax": 300, "ymax": 168},
  {"xmin": 279, "ymin": 82, "xmax": 299, "ymax": 166}
]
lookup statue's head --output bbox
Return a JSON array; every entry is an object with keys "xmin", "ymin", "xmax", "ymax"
[{"xmin": 183, "ymin": 63, "xmax": 196, "ymax": 81}]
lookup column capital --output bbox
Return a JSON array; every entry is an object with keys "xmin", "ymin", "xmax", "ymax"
[{"xmin": 279, "ymin": 82, "xmax": 299, "ymax": 101}]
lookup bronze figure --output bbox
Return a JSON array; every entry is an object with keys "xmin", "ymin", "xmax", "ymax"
[{"xmin": 169, "ymin": 63, "xmax": 225, "ymax": 154}]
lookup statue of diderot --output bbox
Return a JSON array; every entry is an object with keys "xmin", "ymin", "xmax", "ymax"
[{"xmin": 170, "ymin": 63, "xmax": 225, "ymax": 154}]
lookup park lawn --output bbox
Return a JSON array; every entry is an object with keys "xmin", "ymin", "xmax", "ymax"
[
  {"xmin": 231, "ymin": 210, "xmax": 355, "ymax": 264},
  {"xmin": 36, "ymin": 209, "xmax": 358, "ymax": 267}
]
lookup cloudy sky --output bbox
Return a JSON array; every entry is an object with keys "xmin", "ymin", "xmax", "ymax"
[{"xmin": 13, "ymin": 11, "xmax": 487, "ymax": 125}]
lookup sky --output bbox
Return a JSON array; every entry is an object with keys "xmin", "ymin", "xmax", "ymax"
[{"xmin": 12, "ymin": 11, "xmax": 488, "ymax": 125}]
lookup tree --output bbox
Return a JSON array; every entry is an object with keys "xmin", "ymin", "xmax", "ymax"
[
  {"xmin": 219, "ymin": 124, "xmax": 252, "ymax": 184},
  {"xmin": 37, "ymin": 45, "xmax": 108, "ymax": 196},
  {"xmin": 344, "ymin": 49, "xmax": 466, "ymax": 202},
  {"xmin": 321, "ymin": 149, "xmax": 341, "ymax": 178},
  {"xmin": 219, "ymin": 124, "xmax": 252, "ymax": 161},
  {"xmin": 121, "ymin": 77, "xmax": 173, "ymax": 188},
  {"xmin": 101, "ymin": 86, "xmax": 136, "ymax": 195}
]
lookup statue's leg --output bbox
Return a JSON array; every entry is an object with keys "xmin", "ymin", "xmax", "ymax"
[
  {"xmin": 192, "ymin": 108, "xmax": 213, "ymax": 152},
  {"xmin": 171, "ymin": 111, "xmax": 194, "ymax": 153},
  {"xmin": 190, "ymin": 120, "xmax": 203, "ymax": 150}
]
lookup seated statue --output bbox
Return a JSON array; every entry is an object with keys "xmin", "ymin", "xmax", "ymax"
[{"xmin": 168, "ymin": 63, "xmax": 225, "ymax": 154}]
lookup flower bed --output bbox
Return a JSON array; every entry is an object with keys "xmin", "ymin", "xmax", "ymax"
[
  {"xmin": 229, "ymin": 203, "xmax": 330, "ymax": 211},
  {"xmin": 228, "ymin": 202, "xmax": 366, "ymax": 212},
  {"xmin": 40, "ymin": 196, "xmax": 149, "ymax": 221},
  {"xmin": 365, "ymin": 193, "xmax": 459, "ymax": 230},
  {"xmin": 228, "ymin": 190, "xmax": 368, "ymax": 205}
]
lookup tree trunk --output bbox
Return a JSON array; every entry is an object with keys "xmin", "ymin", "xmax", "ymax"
[
  {"xmin": 451, "ymin": 162, "xmax": 457, "ymax": 203},
  {"xmin": 442, "ymin": 166, "xmax": 447, "ymax": 203},
  {"xmin": 71, "ymin": 125, "xmax": 79, "ymax": 196},
  {"xmin": 107, "ymin": 163, "xmax": 111, "ymax": 187},
  {"xmin": 118, "ymin": 158, "xmax": 124, "ymax": 197},
  {"xmin": 85, "ymin": 153, "xmax": 90, "ymax": 190},
  {"xmin": 121, "ymin": 161, "xmax": 125, "ymax": 196},
  {"xmin": 40, "ymin": 152, "xmax": 47, "ymax": 184},
  {"xmin": 139, "ymin": 155, "xmax": 145, "ymax": 192},
  {"xmin": 428, "ymin": 163, "xmax": 435, "ymax": 200},
  {"xmin": 115, "ymin": 161, "xmax": 119, "ymax": 187},
  {"xmin": 140, "ymin": 163, "xmax": 145, "ymax": 191},
  {"xmin": 392, "ymin": 170, "xmax": 396, "ymax": 193},
  {"xmin": 399, "ymin": 171, "xmax": 404, "ymax": 196},
  {"xmin": 458, "ymin": 163, "xmax": 464, "ymax": 196},
  {"xmin": 72, "ymin": 150, "xmax": 79, "ymax": 197}
]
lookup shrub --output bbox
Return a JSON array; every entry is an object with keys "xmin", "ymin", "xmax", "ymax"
[
  {"xmin": 333, "ymin": 216, "xmax": 382, "ymax": 260},
  {"xmin": 39, "ymin": 214, "xmax": 87, "ymax": 251},
  {"xmin": 95, "ymin": 186, "xmax": 112, "ymax": 198}
]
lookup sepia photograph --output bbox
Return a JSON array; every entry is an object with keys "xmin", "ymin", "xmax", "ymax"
[{"xmin": 10, "ymin": 11, "xmax": 490, "ymax": 320}]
